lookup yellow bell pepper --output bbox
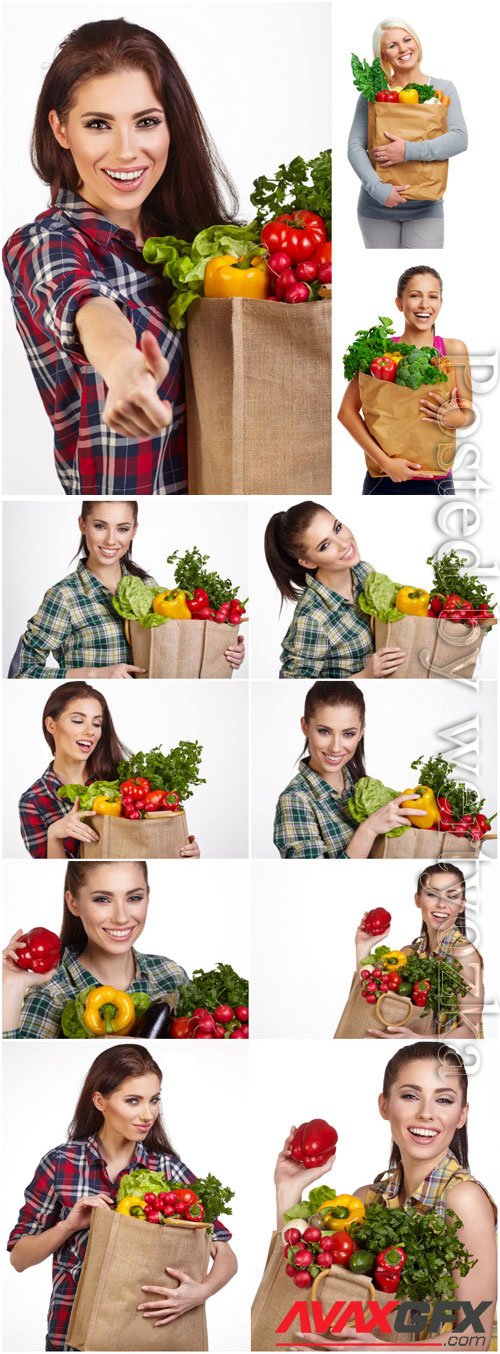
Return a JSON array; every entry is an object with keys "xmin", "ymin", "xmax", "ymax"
[
  {"xmin": 384, "ymin": 350, "xmax": 403, "ymax": 365},
  {"xmin": 399, "ymin": 88, "xmax": 419, "ymax": 104},
  {"xmin": 116, "ymin": 1196, "xmax": 146, "ymax": 1217},
  {"xmin": 382, "ymin": 950, "xmax": 408, "ymax": 972},
  {"xmin": 204, "ymin": 254, "xmax": 269, "ymax": 300},
  {"xmin": 92, "ymin": 796, "xmax": 122, "ymax": 816},
  {"xmin": 152, "ymin": 589, "xmax": 192, "ymax": 620},
  {"xmin": 400, "ymin": 785, "xmax": 441, "ymax": 831},
  {"xmin": 83, "ymin": 986, "xmax": 137, "ymax": 1036},
  {"xmin": 319, "ymin": 1194, "xmax": 366, "ymax": 1231},
  {"xmin": 395, "ymin": 587, "xmax": 430, "ymax": 617}
]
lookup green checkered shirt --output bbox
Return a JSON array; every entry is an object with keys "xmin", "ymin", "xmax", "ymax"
[
  {"xmin": 14, "ymin": 562, "xmax": 155, "ymax": 678},
  {"xmin": 280, "ymin": 562, "xmax": 374, "ymax": 678},
  {"xmin": 274, "ymin": 759, "xmax": 356, "ymax": 858},
  {"xmin": 4, "ymin": 946, "xmax": 189, "ymax": 1038}
]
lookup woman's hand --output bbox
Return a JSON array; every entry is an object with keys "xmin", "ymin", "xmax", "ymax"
[
  {"xmin": 47, "ymin": 800, "xmax": 100, "ymax": 847},
  {"xmin": 420, "ymin": 386, "xmax": 470, "ymax": 430},
  {"xmin": 367, "ymin": 1025, "xmax": 418, "ymax": 1039},
  {"xmin": 372, "ymin": 133, "xmax": 406, "ymax": 166},
  {"xmin": 361, "ymin": 646, "xmax": 406, "ymax": 678},
  {"xmin": 138, "ymin": 1269, "xmax": 206, "ymax": 1326},
  {"xmin": 179, "ymin": 835, "xmax": 201, "ymax": 859},
  {"xmin": 3, "ymin": 930, "xmax": 58, "ymax": 1032},
  {"xmin": 103, "ymin": 332, "xmax": 173, "ymax": 439},
  {"xmin": 60, "ymin": 1194, "xmax": 113, "ymax": 1239},
  {"xmin": 384, "ymin": 184, "xmax": 412, "ymax": 207},
  {"xmin": 365, "ymin": 793, "xmax": 426, "ymax": 838},
  {"xmin": 225, "ymin": 635, "xmax": 245, "ymax": 669},
  {"xmin": 84, "ymin": 664, "xmax": 147, "ymax": 679},
  {"xmin": 275, "ymin": 1126, "xmax": 335, "ymax": 1225},
  {"xmin": 355, "ymin": 920, "xmax": 390, "ymax": 967},
  {"xmin": 383, "ymin": 457, "xmax": 434, "ymax": 482}
]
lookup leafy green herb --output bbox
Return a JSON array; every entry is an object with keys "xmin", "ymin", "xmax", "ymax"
[
  {"xmin": 166, "ymin": 547, "xmax": 240, "ymax": 611},
  {"xmin": 400, "ymin": 954, "xmax": 469, "ymax": 1019},
  {"xmin": 351, "ymin": 1203, "xmax": 476, "ymax": 1301},
  {"xmin": 428, "ymin": 551, "xmax": 495, "ymax": 611},
  {"xmin": 116, "ymin": 743, "xmax": 205, "ymax": 806},
  {"xmin": 351, "ymin": 54, "xmax": 389, "ymax": 102},
  {"xmin": 348, "ymin": 777, "xmax": 410, "ymax": 838},
  {"xmin": 112, "ymin": 576, "xmax": 166, "ymax": 626},
  {"xmin": 250, "ymin": 151, "xmax": 332, "ymax": 235},
  {"xmin": 143, "ymin": 222, "xmax": 263, "ymax": 329},
  {"xmin": 176, "ymin": 963, "xmax": 248, "ymax": 1019},
  {"xmin": 410, "ymin": 752, "xmax": 485, "ymax": 820},
  {"xmin": 191, "ymin": 1173, "xmax": 234, "ymax": 1223},
  {"xmin": 358, "ymin": 571, "xmax": 405, "ymax": 624},
  {"xmin": 343, "ymin": 317, "xmax": 396, "ymax": 380},
  {"xmin": 403, "ymin": 82, "xmax": 436, "ymax": 102}
]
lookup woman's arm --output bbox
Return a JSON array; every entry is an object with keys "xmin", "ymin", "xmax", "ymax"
[
  {"xmin": 405, "ymin": 82, "xmax": 468, "ymax": 162},
  {"xmin": 420, "ymin": 341, "xmax": 475, "ymax": 432},
  {"xmin": 76, "ymin": 301, "xmax": 172, "ymax": 440},
  {"xmin": 451, "ymin": 943, "xmax": 484, "ymax": 1039},
  {"xmin": 338, "ymin": 377, "xmax": 435, "ymax": 483},
  {"xmin": 347, "ymin": 95, "xmax": 411, "ymax": 208},
  {"xmin": 138, "ymin": 1242, "xmax": 237, "ymax": 1327},
  {"xmin": 2, "ymin": 930, "xmax": 59, "ymax": 1035},
  {"xmin": 345, "ymin": 796, "xmax": 426, "ymax": 859},
  {"xmin": 273, "ymin": 792, "xmax": 344, "ymax": 859},
  {"xmin": 274, "ymin": 1127, "xmax": 337, "ymax": 1229},
  {"xmin": 10, "ymin": 1195, "xmax": 113, "ymax": 1272}
]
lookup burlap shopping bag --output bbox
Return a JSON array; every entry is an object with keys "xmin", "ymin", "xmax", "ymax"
[
  {"xmin": 67, "ymin": 1210, "xmax": 211, "ymax": 1351},
  {"xmin": 334, "ymin": 977, "xmax": 434, "ymax": 1038},
  {"xmin": 359, "ymin": 372, "xmax": 455, "ymax": 477},
  {"xmin": 369, "ymin": 827, "xmax": 480, "ymax": 860},
  {"xmin": 252, "ymin": 1231, "xmax": 302, "ymax": 1350},
  {"xmin": 185, "ymin": 298, "xmax": 332, "ymax": 494},
  {"xmin": 373, "ymin": 615, "xmax": 491, "ymax": 680},
  {"xmin": 127, "ymin": 618, "xmax": 239, "ymax": 679},
  {"xmin": 367, "ymin": 101, "xmax": 448, "ymax": 201},
  {"xmin": 376, "ymin": 991, "xmax": 434, "ymax": 1036},
  {"xmin": 81, "ymin": 811, "xmax": 189, "ymax": 859},
  {"xmin": 309, "ymin": 1267, "xmax": 417, "ymax": 1346}
]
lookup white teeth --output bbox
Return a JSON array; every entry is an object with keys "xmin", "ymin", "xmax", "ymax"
[
  {"xmin": 104, "ymin": 169, "xmax": 144, "ymax": 181},
  {"xmin": 105, "ymin": 929, "xmax": 132, "ymax": 939},
  {"xmin": 409, "ymin": 1127, "xmax": 438, "ymax": 1138}
]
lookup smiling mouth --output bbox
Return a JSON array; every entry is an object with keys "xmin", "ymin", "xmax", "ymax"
[
  {"xmin": 99, "ymin": 546, "xmax": 121, "ymax": 555},
  {"xmin": 103, "ymin": 927, "xmax": 135, "ymax": 941},
  {"xmin": 76, "ymin": 739, "xmax": 94, "ymax": 752},
  {"xmin": 323, "ymin": 753, "xmax": 344, "ymax": 765},
  {"xmin": 341, "ymin": 544, "xmax": 355, "ymax": 562},
  {"xmin": 102, "ymin": 167, "xmax": 147, "ymax": 181},
  {"xmin": 431, "ymin": 911, "xmax": 450, "ymax": 921},
  {"xmin": 408, "ymin": 1126, "xmax": 440, "ymax": 1141}
]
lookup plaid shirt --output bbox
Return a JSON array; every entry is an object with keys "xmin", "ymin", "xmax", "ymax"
[
  {"xmin": 410, "ymin": 924, "xmax": 483, "ymax": 1036},
  {"xmin": 19, "ymin": 765, "xmax": 83, "ymax": 859},
  {"xmin": 7, "ymin": 1135, "xmax": 232, "ymax": 1350},
  {"xmin": 368, "ymin": 1148, "xmax": 496, "ymax": 1222},
  {"xmin": 15, "ymin": 561, "xmax": 156, "ymax": 679},
  {"xmin": 4, "ymin": 946, "xmax": 189, "ymax": 1039},
  {"xmin": 274, "ymin": 759, "xmax": 356, "ymax": 858},
  {"xmin": 280, "ymin": 563, "xmax": 374, "ymax": 678},
  {"xmin": 3, "ymin": 189, "xmax": 186, "ymax": 495}
]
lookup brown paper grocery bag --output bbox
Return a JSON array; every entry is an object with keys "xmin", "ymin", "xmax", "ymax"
[
  {"xmin": 359, "ymin": 372, "xmax": 455, "ymax": 477},
  {"xmin": 334, "ymin": 976, "xmax": 434, "ymax": 1038},
  {"xmin": 369, "ymin": 826, "xmax": 480, "ymax": 860},
  {"xmin": 128, "ymin": 618, "xmax": 239, "ymax": 679},
  {"xmin": 81, "ymin": 811, "xmax": 189, "ymax": 859},
  {"xmin": 367, "ymin": 101, "xmax": 448, "ymax": 201},
  {"xmin": 68, "ymin": 1210, "xmax": 211, "ymax": 1351},
  {"xmin": 186, "ymin": 298, "xmax": 332, "ymax": 495},
  {"xmin": 373, "ymin": 615, "xmax": 491, "ymax": 680}
]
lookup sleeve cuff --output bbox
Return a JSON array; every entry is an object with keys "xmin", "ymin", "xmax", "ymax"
[{"xmin": 47, "ymin": 278, "xmax": 135, "ymax": 366}]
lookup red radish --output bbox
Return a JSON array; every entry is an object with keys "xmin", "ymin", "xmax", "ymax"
[
  {"xmin": 295, "ymin": 260, "xmax": 318, "ymax": 281},
  {"xmin": 294, "ymin": 1248, "xmax": 314, "ymax": 1269},
  {"xmin": 213, "ymin": 1023, "xmax": 226, "ymax": 1038},
  {"xmin": 316, "ymin": 1251, "xmax": 333, "ymax": 1268},
  {"xmin": 303, "ymin": 1227, "xmax": 322, "ymax": 1244},
  {"xmin": 229, "ymin": 1028, "xmax": 246, "ymax": 1038},
  {"xmin": 285, "ymin": 281, "xmax": 310, "ymax": 304},
  {"xmin": 163, "ymin": 1204, "xmax": 176, "ymax": 1216},
  {"xmin": 275, "ymin": 268, "xmax": 296, "ymax": 298},
  {"xmin": 285, "ymin": 1263, "xmax": 296, "ymax": 1277},
  {"xmin": 317, "ymin": 262, "xmax": 332, "ymax": 284},
  {"xmin": 294, "ymin": 1271, "xmax": 312, "ymax": 1288},
  {"xmin": 239, "ymin": 1024, "xmax": 249, "ymax": 1038},
  {"xmin": 213, "ymin": 1005, "xmax": 234, "ymax": 1024},
  {"xmin": 284, "ymin": 1228, "xmax": 302, "ymax": 1245},
  {"xmin": 235, "ymin": 1005, "xmax": 249, "ymax": 1022},
  {"xmin": 267, "ymin": 250, "xmax": 292, "ymax": 275}
]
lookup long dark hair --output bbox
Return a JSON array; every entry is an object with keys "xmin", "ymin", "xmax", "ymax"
[
  {"xmin": 382, "ymin": 1042, "xmax": 469, "ymax": 1171},
  {"xmin": 61, "ymin": 860, "xmax": 150, "ymax": 955},
  {"xmin": 75, "ymin": 501, "xmax": 149, "ymax": 581},
  {"xmin": 302, "ymin": 681, "xmax": 366, "ymax": 781},
  {"xmin": 415, "ymin": 863, "xmax": 467, "ymax": 944},
  {"xmin": 67, "ymin": 1044, "xmax": 175, "ymax": 1154},
  {"xmin": 264, "ymin": 502, "xmax": 327, "ymax": 604},
  {"xmin": 42, "ymin": 681, "xmax": 130, "ymax": 781},
  {"xmin": 31, "ymin": 17, "xmax": 238, "ymax": 239}
]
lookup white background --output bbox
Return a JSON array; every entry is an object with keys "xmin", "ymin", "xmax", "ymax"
[
  {"xmin": 1, "ymin": 857, "xmax": 250, "ymax": 984},
  {"xmin": 1, "ymin": 0, "xmax": 331, "ymax": 494},
  {"xmin": 250, "ymin": 679, "xmax": 497, "ymax": 858},
  {"xmin": 2, "ymin": 1039, "xmax": 252, "ymax": 1351},
  {"xmin": 251, "ymin": 858, "xmax": 499, "ymax": 1039},
  {"xmin": 249, "ymin": 495, "xmax": 499, "ymax": 679},
  {"xmin": 2, "ymin": 496, "xmax": 250, "ymax": 677},
  {"xmin": 2, "ymin": 678, "xmax": 249, "ymax": 858}
]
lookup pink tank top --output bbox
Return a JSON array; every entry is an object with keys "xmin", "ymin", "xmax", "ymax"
[{"xmin": 391, "ymin": 334, "xmax": 447, "ymax": 354}]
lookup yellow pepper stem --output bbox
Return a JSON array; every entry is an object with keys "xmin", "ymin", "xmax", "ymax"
[
  {"xmin": 83, "ymin": 987, "xmax": 136, "ymax": 1036},
  {"xmin": 116, "ymin": 1196, "xmax": 146, "ymax": 1217}
]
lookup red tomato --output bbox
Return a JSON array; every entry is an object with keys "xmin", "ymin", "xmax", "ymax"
[{"xmin": 312, "ymin": 241, "xmax": 332, "ymax": 267}]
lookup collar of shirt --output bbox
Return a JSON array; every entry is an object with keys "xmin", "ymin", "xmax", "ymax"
[
  {"xmin": 86, "ymin": 1131, "xmax": 150, "ymax": 1171},
  {"xmin": 76, "ymin": 558, "xmax": 132, "ymax": 601},
  {"xmin": 412, "ymin": 925, "xmax": 464, "ymax": 959},
  {"xmin": 377, "ymin": 1149, "xmax": 461, "ymax": 1208},
  {"xmin": 305, "ymin": 562, "xmax": 369, "ymax": 610},
  {"xmin": 62, "ymin": 945, "xmax": 141, "ymax": 989},
  {"xmin": 298, "ymin": 757, "xmax": 355, "ymax": 803},
  {"xmin": 55, "ymin": 187, "xmax": 141, "ymax": 252}
]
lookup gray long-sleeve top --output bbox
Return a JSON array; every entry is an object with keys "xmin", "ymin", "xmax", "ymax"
[{"xmin": 348, "ymin": 77, "xmax": 468, "ymax": 219}]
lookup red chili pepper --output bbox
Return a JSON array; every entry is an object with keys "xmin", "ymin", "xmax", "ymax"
[{"xmin": 14, "ymin": 927, "xmax": 60, "ymax": 974}]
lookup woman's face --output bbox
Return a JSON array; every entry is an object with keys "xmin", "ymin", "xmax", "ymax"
[
  {"xmin": 45, "ymin": 697, "xmax": 103, "ymax": 763},
  {"xmin": 48, "ymin": 68, "xmax": 170, "ymax": 219},
  {"xmin": 301, "ymin": 702, "xmax": 364, "ymax": 776},
  {"xmin": 94, "ymin": 1073, "xmax": 161, "ymax": 1143},
  {"xmin": 66, "ymin": 862, "xmax": 148, "ymax": 955},
  {"xmin": 396, "ymin": 273, "xmax": 442, "ymax": 332},
  {"xmin": 379, "ymin": 1057, "xmax": 468, "ymax": 1163},
  {"xmin": 297, "ymin": 510, "xmax": 360, "ymax": 574},
  {"xmin": 415, "ymin": 871, "xmax": 466, "ymax": 931},
  {"xmin": 80, "ymin": 503, "xmax": 137, "ymax": 568},
  {"xmin": 380, "ymin": 28, "xmax": 419, "ymax": 77}
]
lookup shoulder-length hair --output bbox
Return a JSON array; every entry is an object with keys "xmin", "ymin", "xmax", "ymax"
[{"xmin": 67, "ymin": 1044, "xmax": 175, "ymax": 1154}]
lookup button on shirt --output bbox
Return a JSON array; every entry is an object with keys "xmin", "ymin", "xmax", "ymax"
[
  {"xmin": 4, "ymin": 946, "xmax": 189, "ymax": 1039},
  {"xmin": 15, "ymin": 561, "xmax": 155, "ymax": 678},
  {"xmin": 3, "ymin": 189, "xmax": 186, "ymax": 495},
  {"xmin": 7, "ymin": 1136, "xmax": 232, "ymax": 1350},
  {"xmin": 19, "ymin": 765, "xmax": 83, "ymax": 859},
  {"xmin": 274, "ymin": 759, "xmax": 356, "ymax": 858},
  {"xmin": 280, "ymin": 563, "xmax": 374, "ymax": 678}
]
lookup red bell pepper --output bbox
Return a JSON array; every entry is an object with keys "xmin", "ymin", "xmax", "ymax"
[
  {"xmin": 290, "ymin": 1119, "xmax": 338, "ymax": 1168},
  {"xmin": 370, "ymin": 356, "xmax": 397, "ymax": 382},
  {"xmin": 186, "ymin": 588, "xmax": 210, "ymax": 617},
  {"xmin": 361, "ymin": 907, "xmax": 391, "ymax": 936},
  {"xmin": 14, "ymin": 927, "xmax": 60, "ymax": 974},
  {"xmin": 144, "ymin": 789, "xmax": 168, "ymax": 811}
]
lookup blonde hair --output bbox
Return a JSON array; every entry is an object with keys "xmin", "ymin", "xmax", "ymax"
[{"xmin": 373, "ymin": 19, "xmax": 423, "ymax": 77}]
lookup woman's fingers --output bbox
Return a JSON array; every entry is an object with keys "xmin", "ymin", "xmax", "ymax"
[{"xmin": 140, "ymin": 330, "xmax": 170, "ymax": 385}]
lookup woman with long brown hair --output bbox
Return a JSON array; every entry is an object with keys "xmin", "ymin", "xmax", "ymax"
[
  {"xmin": 2, "ymin": 18, "xmax": 238, "ymax": 495},
  {"xmin": 12, "ymin": 499, "xmax": 244, "ymax": 678},
  {"xmin": 8, "ymin": 1044, "xmax": 237, "ymax": 1350}
]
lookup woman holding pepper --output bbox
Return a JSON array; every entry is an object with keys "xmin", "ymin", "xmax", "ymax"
[
  {"xmin": 2, "ymin": 18, "xmax": 238, "ymax": 495},
  {"xmin": 264, "ymin": 501, "xmax": 406, "ymax": 677},
  {"xmin": 350, "ymin": 863, "xmax": 484, "ymax": 1040},
  {"xmin": 274, "ymin": 1043, "xmax": 496, "ymax": 1347},
  {"xmin": 18, "ymin": 681, "xmax": 200, "ymax": 859},
  {"xmin": 338, "ymin": 266, "xmax": 474, "ymax": 495},
  {"xmin": 3, "ymin": 859, "xmax": 190, "ymax": 1039},
  {"xmin": 273, "ymin": 680, "xmax": 425, "ymax": 858},
  {"xmin": 11, "ymin": 499, "xmax": 244, "ymax": 678},
  {"xmin": 8, "ymin": 1044, "xmax": 237, "ymax": 1350}
]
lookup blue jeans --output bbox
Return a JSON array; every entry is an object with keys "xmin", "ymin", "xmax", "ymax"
[{"xmin": 362, "ymin": 472, "xmax": 455, "ymax": 497}]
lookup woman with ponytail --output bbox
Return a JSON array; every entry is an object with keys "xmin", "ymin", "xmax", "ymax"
[{"xmin": 264, "ymin": 501, "xmax": 406, "ymax": 677}]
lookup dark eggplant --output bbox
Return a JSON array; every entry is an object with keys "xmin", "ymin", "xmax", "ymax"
[{"xmin": 133, "ymin": 1001, "xmax": 173, "ymax": 1038}]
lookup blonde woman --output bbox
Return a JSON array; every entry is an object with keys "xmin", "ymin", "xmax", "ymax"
[{"xmin": 348, "ymin": 18, "xmax": 467, "ymax": 248}]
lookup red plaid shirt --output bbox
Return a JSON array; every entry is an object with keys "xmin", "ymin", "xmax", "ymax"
[
  {"xmin": 3, "ymin": 190, "xmax": 187, "ymax": 495},
  {"xmin": 7, "ymin": 1135, "xmax": 232, "ymax": 1350},
  {"xmin": 19, "ymin": 765, "xmax": 81, "ymax": 859}
]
